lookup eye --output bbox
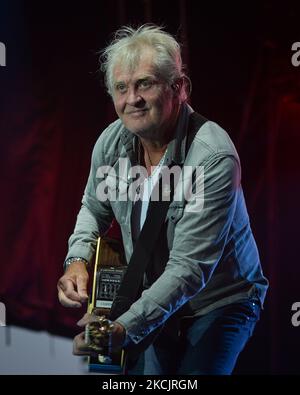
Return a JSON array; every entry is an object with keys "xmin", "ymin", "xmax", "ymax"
[
  {"xmin": 115, "ymin": 83, "xmax": 127, "ymax": 94},
  {"xmin": 138, "ymin": 79, "xmax": 153, "ymax": 90}
]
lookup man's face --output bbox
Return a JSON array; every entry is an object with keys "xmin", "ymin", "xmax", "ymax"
[{"xmin": 112, "ymin": 48, "xmax": 177, "ymax": 138}]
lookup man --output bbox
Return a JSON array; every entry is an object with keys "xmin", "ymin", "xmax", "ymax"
[{"xmin": 57, "ymin": 25, "xmax": 268, "ymax": 375}]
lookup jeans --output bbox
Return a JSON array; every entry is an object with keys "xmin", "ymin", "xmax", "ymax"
[{"xmin": 127, "ymin": 299, "xmax": 261, "ymax": 375}]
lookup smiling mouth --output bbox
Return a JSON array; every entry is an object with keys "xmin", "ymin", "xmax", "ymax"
[{"xmin": 126, "ymin": 109, "xmax": 148, "ymax": 115}]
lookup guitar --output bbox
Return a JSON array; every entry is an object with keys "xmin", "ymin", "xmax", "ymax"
[{"xmin": 86, "ymin": 235, "xmax": 127, "ymax": 374}]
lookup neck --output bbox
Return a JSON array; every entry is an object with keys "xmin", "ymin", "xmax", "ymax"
[
  {"xmin": 138, "ymin": 127, "xmax": 170, "ymax": 170},
  {"xmin": 139, "ymin": 138, "xmax": 168, "ymax": 154}
]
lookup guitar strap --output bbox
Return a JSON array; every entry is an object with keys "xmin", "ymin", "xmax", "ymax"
[{"xmin": 109, "ymin": 111, "xmax": 208, "ymax": 352}]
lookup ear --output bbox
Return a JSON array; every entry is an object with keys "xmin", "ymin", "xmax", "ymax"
[
  {"xmin": 171, "ymin": 78, "xmax": 185, "ymax": 102},
  {"xmin": 171, "ymin": 79, "xmax": 180, "ymax": 91},
  {"xmin": 172, "ymin": 77, "xmax": 185, "ymax": 94},
  {"xmin": 171, "ymin": 83, "xmax": 179, "ymax": 91}
]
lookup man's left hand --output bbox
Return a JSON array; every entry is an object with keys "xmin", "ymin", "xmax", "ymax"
[{"xmin": 73, "ymin": 313, "xmax": 126, "ymax": 356}]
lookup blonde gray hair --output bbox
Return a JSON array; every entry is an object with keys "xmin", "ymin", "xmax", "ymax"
[{"xmin": 99, "ymin": 24, "xmax": 190, "ymax": 101}]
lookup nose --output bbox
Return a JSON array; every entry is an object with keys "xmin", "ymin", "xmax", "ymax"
[{"xmin": 126, "ymin": 87, "xmax": 144, "ymax": 107}]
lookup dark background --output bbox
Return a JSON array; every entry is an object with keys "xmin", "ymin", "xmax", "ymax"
[{"xmin": 0, "ymin": 0, "xmax": 300, "ymax": 374}]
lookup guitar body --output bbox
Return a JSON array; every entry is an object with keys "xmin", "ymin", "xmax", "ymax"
[{"xmin": 87, "ymin": 235, "xmax": 127, "ymax": 374}]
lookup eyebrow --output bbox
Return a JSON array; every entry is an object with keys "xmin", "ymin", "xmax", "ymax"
[
  {"xmin": 114, "ymin": 75, "xmax": 156, "ymax": 87},
  {"xmin": 137, "ymin": 76, "xmax": 155, "ymax": 83}
]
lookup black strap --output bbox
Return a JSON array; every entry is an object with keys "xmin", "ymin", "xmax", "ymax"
[
  {"xmin": 109, "ymin": 170, "xmax": 174, "ymax": 320},
  {"xmin": 186, "ymin": 112, "xmax": 208, "ymax": 156},
  {"xmin": 109, "ymin": 112, "xmax": 208, "ymax": 321}
]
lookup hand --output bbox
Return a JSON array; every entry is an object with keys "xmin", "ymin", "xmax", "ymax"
[
  {"xmin": 73, "ymin": 313, "xmax": 126, "ymax": 356},
  {"xmin": 57, "ymin": 261, "xmax": 89, "ymax": 308}
]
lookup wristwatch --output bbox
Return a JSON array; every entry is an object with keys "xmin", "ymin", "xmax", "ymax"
[{"xmin": 63, "ymin": 257, "xmax": 89, "ymax": 272}]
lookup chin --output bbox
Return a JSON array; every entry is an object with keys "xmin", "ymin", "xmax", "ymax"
[
  {"xmin": 127, "ymin": 127, "xmax": 149, "ymax": 137},
  {"xmin": 124, "ymin": 121, "xmax": 154, "ymax": 136}
]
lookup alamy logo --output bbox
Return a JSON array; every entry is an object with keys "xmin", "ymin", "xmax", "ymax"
[
  {"xmin": 0, "ymin": 302, "xmax": 6, "ymax": 326},
  {"xmin": 291, "ymin": 302, "xmax": 300, "ymax": 327},
  {"xmin": 95, "ymin": 160, "xmax": 205, "ymax": 213},
  {"xmin": 291, "ymin": 42, "xmax": 300, "ymax": 67},
  {"xmin": 0, "ymin": 42, "xmax": 6, "ymax": 67}
]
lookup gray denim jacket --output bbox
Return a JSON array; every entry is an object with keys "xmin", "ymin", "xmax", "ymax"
[{"xmin": 66, "ymin": 103, "xmax": 268, "ymax": 345}]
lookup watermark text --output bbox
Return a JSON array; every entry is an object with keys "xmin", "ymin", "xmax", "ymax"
[
  {"xmin": 291, "ymin": 42, "xmax": 300, "ymax": 67},
  {"xmin": 0, "ymin": 302, "xmax": 6, "ymax": 326},
  {"xmin": 291, "ymin": 302, "xmax": 300, "ymax": 327},
  {"xmin": 95, "ymin": 160, "xmax": 205, "ymax": 213},
  {"xmin": 0, "ymin": 42, "xmax": 6, "ymax": 67}
]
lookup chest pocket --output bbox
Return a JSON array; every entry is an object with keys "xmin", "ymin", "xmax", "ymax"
[
  {"xmin": 165, "ymin": 204, "xmax": 185, "ymax": 248},
  {"xmin": 166, "ymin": 204, "xmax": 185, "ymax": 225}
]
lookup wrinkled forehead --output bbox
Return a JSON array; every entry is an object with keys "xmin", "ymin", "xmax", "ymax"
[{"xmin": 112, "ymin": 46, "xmax": 158, "ymax": 82}]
